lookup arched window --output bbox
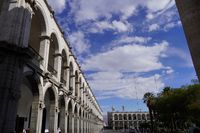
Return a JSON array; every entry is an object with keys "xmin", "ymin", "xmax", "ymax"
[
  {"xmin": 75, "ymin": 71, "xmax": 79, "ymax": 97},
  {"xmin": 48, "ymin": 34, "xmax": 59, "ymax": 76},
  {"xmin": 114, "ymin": 114, "xmax": 118, "ymax": 120},
  {"xmin": 133, "ymin": 114, "xmax": 136, "ymax": 120},
  {"xmin": 128, "ymin": 114, "xmax": 132, "ymax": 120},
  {"xmin": 137, "ymin": 114, "xmax": 141, "ymax": 120},
  {"xmin": 124, "ymin": 114, "xmax": 127, "ymax": 120},
  {"xmin": 142, "ymin": 114, "xmax": 146, "ymax": 120},
  {"xmin": 69, "ymin": 62, "xmax": 74, "ymax": 92},
  {"xmin": 79, "ymin": 78, "xmax": 82, "ymax": 101},
  {"xmin": 119, "ymin": 114, "xmax": 122, "ymax": 120},
  {"xmin": 60, "ymin": 50, "xmax": 67, "ymax": 85},
  {"xmin": 28, "ymin": 7, "xmax": 46, "ymax": 66}
]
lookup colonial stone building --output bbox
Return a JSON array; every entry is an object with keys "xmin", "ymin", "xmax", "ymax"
[
  {"xmin": 107, "ymin": 111, "xmax": 150, "ymax": 130},
  {"xmin": 0, "ymin": 0, "xmax": 103, "ymax": 133},
  {"xmin": 175, "ymin": 0, "xmax": 200, "ymax": 80}
]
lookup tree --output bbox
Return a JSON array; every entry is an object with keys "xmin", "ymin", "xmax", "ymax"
[
  {"xmin": 144, "ymin": 84, "xmax": 200, "ymax": 132},
  {"xmin": 143, "ymin": 92, "xmax": 155, "ymax": 133}
]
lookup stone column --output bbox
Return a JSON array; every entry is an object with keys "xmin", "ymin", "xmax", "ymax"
[
  {"xmin": 66, "ymin": 68, "xmax": 70, "ymax": 90},
  {"xmin": 80, "ymin": 117, "xmax": 83, "ymax": 133},
  {"xmin": 74, "ymin": 115, "xmax": 77, "ymax": 133},
  {"xmin": 68, "ymin": 113, "xmax": 73, "ymax": 133},
  {"xmin": 113, "ymin": 120, "xmax": 115, "ymax": 130},
  {"xmin": 40, "ymin": 36, "xmax": 50, "ymax": 71},
  {"xmin": 72, "ymin": 114, "xmax": 75, "ymax": 133},
  {"xmin": 65, "ymin": 113, "xmax": 68, "ymax": 133},
  {"xmin": 0, "ymin": 1, "xmax": 33, "ymax": 132},
  {"xmin": 54, "ymin": 53, "xmax": 62, "ymax": 80},
  {"xmin": 77, "ymin": 117, "xmax": 80, "ymax": 133},
  {"xmin": 59, "ymin": 108, "xmax": 65, "ymax": 133},
  {"xmin": 49, "ymin": 104, "xmax": 56, "ymax": 133},
  {"xmin": 29, "ymin": 98, "xmax": 43, "ymax": 133},
  {"xmin": 71, "ymin": 76, "xmax": 75, "ymax": 96}
]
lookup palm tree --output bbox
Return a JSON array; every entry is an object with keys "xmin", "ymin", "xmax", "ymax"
[{"xmin": 143, "ymin": 92, "xmax": 155, "ymax": 133}]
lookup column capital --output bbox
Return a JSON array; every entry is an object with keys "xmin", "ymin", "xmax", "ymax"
[{"xmin": 39, "ymin": 35, "xmax": 51, "ymax": 41}]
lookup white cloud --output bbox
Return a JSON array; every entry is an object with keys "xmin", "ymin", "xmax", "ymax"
[
  {"xmin": 166, "ymin": 68, "xmax": 174, "ymax": 74},
  {"xmin": 112, "ymin": 20, "xmax": 131, "ymax": 33},
  {"xmin": 83, "ymin": 41, "xmax": 169, "ymax": 73},
  {"xmin": 145, "ymin": 3, "xmax": 180, "ymax": 32},
  {"xmin": 68, "ymin": 31, "xmax": 90, "ymax": 55},
  {"xmin": 114, "ymin": 36, "xmax": 152, "ymax": 45},
  {"xmin": 68, "ymin": 0, "xmax": 175, "ymax": 23},
  {"xmin": 68, "ymin": 0, "xmax": 138, "ymax": 23},
  {"xmin": 48, "ymin": 0, "xmax": 66, "ymax": 14},
  {"xmin": 87, "ymin": 20, "xmax": 132, "ymax": 33},
  {"xmin": 148, "ymin": 24, "xmax": 160, "ymax": 32},
  {"xmin": 145, "ymin": 0, "xmax": 175, "ymax": 13},
  {"xmin": 89, "ymin": 72, "xmax": 164, "ymax": 99}
]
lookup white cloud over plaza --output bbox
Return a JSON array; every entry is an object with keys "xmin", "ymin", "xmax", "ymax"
[{"xmin": 47, "ymin": 0, "xmax": 194, "ymax": 101}]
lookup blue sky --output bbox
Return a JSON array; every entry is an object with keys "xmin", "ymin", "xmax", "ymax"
[{"xmin": 48, "ymin": 0, "xmax": 197, "ymax": 114}]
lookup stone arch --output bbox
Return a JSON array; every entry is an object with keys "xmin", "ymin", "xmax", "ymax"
[
  {"xmin": 79, "ymin": 77, "xmax": 82, "ymax": 98},
  {"xmin": 69, "ymin": 62, "xmax": 74, "ymax": 92},
  {"xmin": 75, "ymin": 70, "xmax": 79, "ymax": 97},
  {"xmin": 114, "ymin": 114, "xmax": 118, "ymax": 120},
  {"xmin": 124, "ymin": 114, "xmax": 127, "ymax": 120},
  {"xmin": 47, "ymin": 33, "xmax": 59, "ymax": 77},
  {"xmin": 74, "ymin": 104, "xmax": 78, "ymax": 133},
  {"xmin": 128, "ymin": 114, "xmax": 132, "ymax": 120},
  {"xmin": 119, "ymin": 114, "xmax": 122, "ymax": 120},
  {"xmin": 142, "ymin": 114, "xmax": 146, "ymax": 120},
  {"xmin": 79, "ymin": 108, "xmax": 82, "ymax": 133},
  {"xmin": 58, "ymin": 95, "xmax": 66, "ymax": 132},
  {"xmin": 60, "ymin": 49, "xmax": 68, "ymax": 86},
  {"xmin": 137, "ymin": 114, "xmax": 141, "ymax": 120},
  {"xmin": 82, "ymin": 83, "xmax": 85, "ymax": 104},
  {"xmin": 15, "ymin": 73, "xmax": 41, "ymax": 133},
  {"xmin": 133, "ymin": 114, "xmax": 136, "ymax": 120},
  {"xmin": 42, "ymin": 87, "xmax": 57, "ymax": 133},
  {"xmin": 67, "ymin": 99, "xmax": 74, "ymax": 133},
  {"xmin": 28, "ymin": 5, "xmax": 47, "ymax": 67}
]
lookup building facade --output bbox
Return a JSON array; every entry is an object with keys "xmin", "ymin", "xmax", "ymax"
[
  {"xmin": 175, "ymin": 0, "xmax": 200, "ymax": 80},
  {"xmin": 107, "ymin": 112, "xmax": 150, "ymax": 130},
  {"xmin": 0, "ymin": 0, "xmax": 103, "ymax": 133}
]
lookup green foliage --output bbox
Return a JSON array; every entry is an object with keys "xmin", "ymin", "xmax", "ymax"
[{"xmin": 143, "ymin": 84, "xmax": 200, "ymax": 132}]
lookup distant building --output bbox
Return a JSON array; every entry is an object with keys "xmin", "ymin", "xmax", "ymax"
[
  {"xmin": 175, "ymin": 0, "xmax": 200, "ymax": 80},
  {"xmin": 107, "ymin": 111, "xmax": 150, "ymax": 130}
]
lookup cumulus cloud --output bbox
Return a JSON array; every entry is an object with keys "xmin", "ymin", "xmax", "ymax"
[
  {"xmin": 145, "ymin": 0, "xmax": 175, "ymax": 13},
  {"xmin": 83, "ymin": 41, "xmax": 169, "ymax": 73},
  {"xmin": 87, "ymin": 20, "xmax": 132, "ymax": 33},
  {"xmin": 89, "ymin": 72, "xmax": 164, "ymax": 99},
  {"xmin": 68, "ymin": 0, "xmax": 175, "ymax": 22},
  {"xmin": 68, "ymin": 31, "xmax": 90, "ymax": 55},
  {"xmin": 68, "ymin": 0, "xmax": 138, "ymax": 23},
  {"xmin": 65, "ymin": 0, "xmax": 176, "ymax": 33},
  {"xmin": 148, "ymin": 24, "xmax": 160, "ymax": 32},
  {"xmin": 145, "ymin": 3, "xmax": 180, "ymax": 32},
  {"xmin": 48, "ymin": 0, "xmax": 66, "ymax": 14},
  {"xmin": 114, "ymin": 36, "xmax": 152, "ymax": 45}
]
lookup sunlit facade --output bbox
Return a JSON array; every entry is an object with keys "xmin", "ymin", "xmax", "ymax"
[{"xmin": 0, "ymin": 0, "xmax": 103, "ymax": 133}]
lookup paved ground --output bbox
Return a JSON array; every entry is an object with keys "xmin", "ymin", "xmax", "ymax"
[{"xmin": 101, "ymin": 129, "xmax": 133, "ymax": 133}]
